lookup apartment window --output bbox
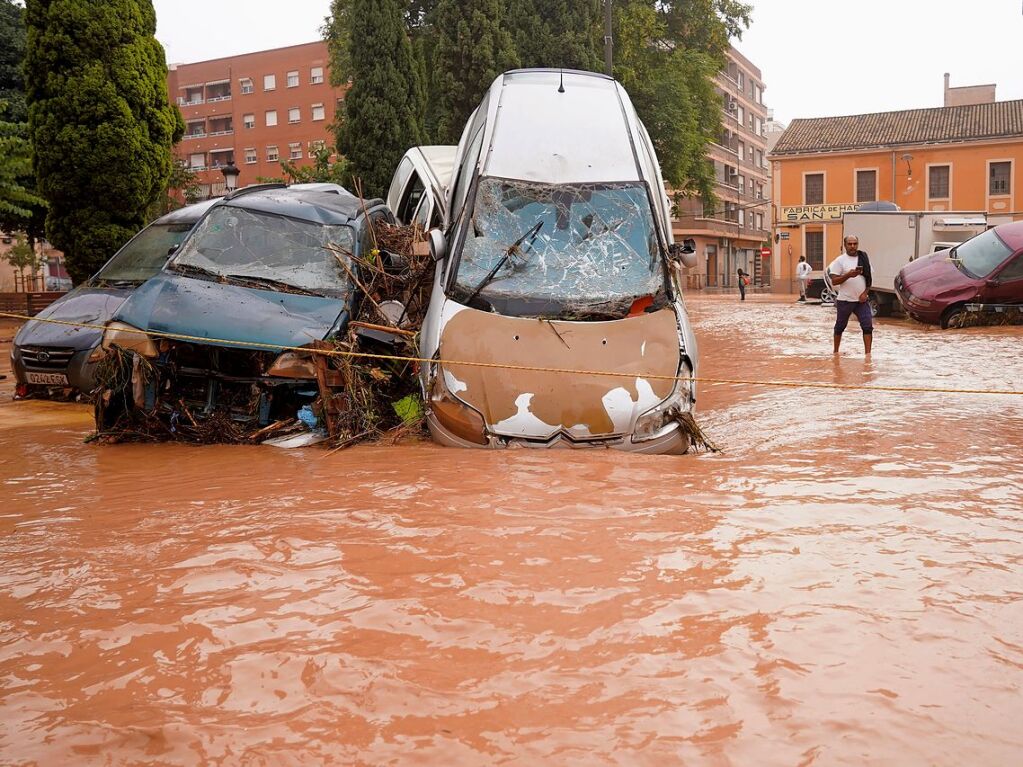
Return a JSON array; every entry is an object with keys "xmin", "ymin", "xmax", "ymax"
[
  {"xmin": 856, "ymin": 170, "xmax": 877, "ymax": 203},
  {"xmin": 287, "ymin": 71, "xmax": 299, "ymax": 88},
  {"xmin": 239, "ymin": 78, "xmax": 253, "ymax": 95},
  {"xmin": 188, "ymin": 152, "xmax": 205, "ymax": 170},
  {"xmin": 748, "ymin": 144, "xmax": 754, "ymax": 162},
  {"xmin": 289, "ymin": 142, "xmax": 302, "ymax": 160},
  {"xmin": 263, "ymin": 74, "xmax": 276, "ymax": 91},
  {"xmin": 244, "ymin": 148, "xmax": 257, "ymax": 165},
  {"xmin": 754, "ymin": 116, "xmax": 762, "ymax": 135},
  {"xmin": 266, "ymin": 145, "xmax": 279, "ymax": 162},
  {"xmin": 243, "ymin": 113, "xmax": 255, "ymax": 130},
  {"xmin": 737, "ymin": 174, "xmax": 745, "ymax": 194},
  {"xmin": 738, "ymin": 209, "xmax": 745, "ymax": 227},
  {"xmin": 737, "ymin": 140, "xmax": 745, "ymax": 160},
  {"xmin": 805, "ymin": 230, "xmax": 824, "ymax": 270},
  {"xmin": 736, "ymin": 105, "xmax": 744, "ymax": 126},
  {"xmin": 288, "ymin": 107, "xmax": 300, "ymax": 124},
  {"xmin": 310, "ymin": 66, "xmax": 324, "ymax": 84},
  {"xmin": 990, "ymin": 162, "xmax": 1011, "ymax": 195},
  {"xmin": 736, "ymin": 70, "xmax": 744, "ymax": 89},
  {"xmin": 754, "ymin": 84, "xmax": 761, "ymax": 103},
  {"xmin": 929, "ymin": 165, "xmax": 950, "ymax": 198},
  {"xmin": 265, "ymin": 110, "xmax": 277, "ymax": 127},
  {"xmin": 756, "ymin": 213, "xmax": 764, "ymax": 230},
  {"xmin": 311, "ymin": 103, "xmax": 325, "ymax": 121},
  {"xmin": 755, "ymin": 149, "xmax": 763, "ymax": 168},
  {"xmin": 805, "ymin": 173, "xmax": 824, "ymax": 205},
  {"xmin": 309, "ymin": 139, "xmax": 326, "ymax": 153}
]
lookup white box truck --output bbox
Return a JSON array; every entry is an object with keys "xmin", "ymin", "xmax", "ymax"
[{"xmin": 841, "ymin": 210, "xmax": 987, "ymax": 315}]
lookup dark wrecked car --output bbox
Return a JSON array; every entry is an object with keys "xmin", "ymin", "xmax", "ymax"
[
  {"xmin": 10, "ymin": 200, "xmax": 216, "ymax": 398},
  {"xmin": 896, "ymin": 220, "xmax": 1023, "ymax": 328},
  {"xmin": 94, "ymin": 185, "xmax": 394, "ymax": 442}
]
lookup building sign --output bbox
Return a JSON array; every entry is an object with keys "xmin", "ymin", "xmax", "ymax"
[{"xmin": 781, "ymin": 203, "xmax": 861, "ymax": 222}]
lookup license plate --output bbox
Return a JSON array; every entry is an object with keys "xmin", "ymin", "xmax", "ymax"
[{"xmin": 26, "ymin": 372, "xmax": 69, "ymax": 386}]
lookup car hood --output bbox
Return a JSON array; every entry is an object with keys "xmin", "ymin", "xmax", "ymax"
[
  {"xmin": 114, "ymin": 274, "xmax": 348, "ymax": 351},
  {"xmin": 899, "ymin": 251, "xmax": 977, "ymax": 295},
  {"xmin": 14, "ymin": 285, "xmax": 135, "ymax": 351},
  {"xmin": 437, "ymin": 304, "xmax": 681, "ymax": 441}
]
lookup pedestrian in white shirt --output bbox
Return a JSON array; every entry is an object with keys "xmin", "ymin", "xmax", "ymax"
[
  {"xmin": 828, "ymin": 235, "xmax": 873, "ymax": 355},
  {"xmin": 795, "ymin": 256, "xmax": 812, "ymax": 302}
]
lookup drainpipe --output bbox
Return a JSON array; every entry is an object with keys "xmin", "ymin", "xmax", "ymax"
[{"xmin": 891, "ymin": 151, "xmax": 897, "ymax": 202}]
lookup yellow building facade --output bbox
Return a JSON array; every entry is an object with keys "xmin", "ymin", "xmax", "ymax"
[{"xmin": 769, "ymin": 99, "xmax": 1023, "ymax": 291}]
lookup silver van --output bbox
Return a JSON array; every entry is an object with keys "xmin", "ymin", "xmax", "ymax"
[{"xmin": 417, "ymin": 69, "xmax": 699, "ymax": 454}]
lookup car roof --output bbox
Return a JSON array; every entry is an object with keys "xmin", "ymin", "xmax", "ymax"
[
  {"xmin": 153, "ymin": 198, "xmax": 220, "ymax": 225},
  {"xmin": 994, "ymin": 220, "xmax": 1023, "ymax": 250},
  {"xmin": 483, "ymin": 69, "xmax": 642, "ymax": 184},
  {"xmin": 217, "ymin": 187, "xmax": 385, "ymax": 226}
]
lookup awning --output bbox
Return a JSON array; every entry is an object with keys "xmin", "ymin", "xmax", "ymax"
[{"xmin": 205, "ymin": 78, "xmax": 230, "ymax": 86}]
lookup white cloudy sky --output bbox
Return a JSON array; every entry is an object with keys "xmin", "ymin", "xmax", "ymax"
[{"xmin": 152, "ymin": 0, "xmax": 1023, "ymax": 126}]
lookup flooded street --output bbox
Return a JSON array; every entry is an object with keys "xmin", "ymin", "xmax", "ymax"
[{"xmin": 2, "ymin": 296, "xmax": 1022, "ymax": 765}]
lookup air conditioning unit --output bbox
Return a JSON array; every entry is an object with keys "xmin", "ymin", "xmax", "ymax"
[{"xmin": 727, "ymin": 99, "xmax": 737, "ymax": 113}]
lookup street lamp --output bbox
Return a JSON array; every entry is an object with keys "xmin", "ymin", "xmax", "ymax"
[{"xmin": 221, "ymin": 160, "xmax": 240, "ymax": 194}]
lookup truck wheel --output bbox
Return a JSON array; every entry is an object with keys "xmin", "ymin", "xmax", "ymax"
[{"xmin": 940, "ymin": 304, "xmax": 967, "ymax": 329}]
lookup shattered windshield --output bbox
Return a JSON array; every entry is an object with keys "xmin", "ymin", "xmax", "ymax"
[
  {"xmin": 453, "ymin": 178, "xmax": 666, "ymax": 315},
  {"xmin": 94, "ymin": 223, "xmax": 195, "ymax": 283},
  {"xmin": 172, "ymin": 206, "xmax": 355, "ymax": 297},
  {"xmin": 954, "ymin": 228, "xmax": 1013, "ymax": 279}
]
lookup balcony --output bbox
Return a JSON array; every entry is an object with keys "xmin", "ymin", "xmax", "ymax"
[
  {"xmin": 177, "ymin": 96, "xmax": 204, "ymax": 107},
  {"xmin": 183, "ymin": 132, "xmax": 207, "ymax": 140}
]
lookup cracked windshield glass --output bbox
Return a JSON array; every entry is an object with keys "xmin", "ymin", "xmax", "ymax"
[
  {"xmin": 454, "ymin": 179, "xmax": 666, "ymax": 315},
  {"xmin": 173, "ymin": 206, "xmax": 355, "ymax": 296},
  {"xmin": 94, "ymin": 223, "xmax": 195, "ymax": 283}
]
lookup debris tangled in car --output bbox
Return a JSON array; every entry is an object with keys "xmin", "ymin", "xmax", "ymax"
[{"xmin": 92, "ymin": 186, "xmax": 435, "ymax": 448}]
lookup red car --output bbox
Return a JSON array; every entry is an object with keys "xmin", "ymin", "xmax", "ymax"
[{"xmin": 896, "ymin": 220, "xmax": 1023, "ymax": 328}]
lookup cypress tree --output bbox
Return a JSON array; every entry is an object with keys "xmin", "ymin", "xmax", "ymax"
[
  {"xmin": 330, "ymin": 0, "xmax": 424, "ymax": 198},
  {"xmin": 23, "ymin": 0, "xmax": 184, "ymax": 284},
  {"xmin": 505, "ymin": 0, "xmax": 601, "ymax": 72},
  {"xmin": 428, "ymin": 0, "xmax": 518, "ymax": 144}
]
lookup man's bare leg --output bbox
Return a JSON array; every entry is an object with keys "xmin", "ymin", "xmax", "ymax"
[
  {"xmin": 833, "ymin": 334, "xmax": 842, "ymax": 354},
  {"xmin": 864, "ymin": 333, "xmax": 872, "ymax": 355}
]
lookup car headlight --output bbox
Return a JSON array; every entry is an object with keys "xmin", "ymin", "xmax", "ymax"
[
  {"xmin": 101, "ymin": 321, "xmax": 158, "ymax": 358},
  {"xmin": 633, "ymin": 365, "xmax": 693, "ymax": 442},
  {"xmin": 429, "ymin": 362, "xmax": 488, "ymax": 445}
]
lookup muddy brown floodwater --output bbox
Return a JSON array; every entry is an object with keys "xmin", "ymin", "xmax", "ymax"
[{"xmin": 1, "ymin": 296, "xmax": 1022, "ymax": 765}]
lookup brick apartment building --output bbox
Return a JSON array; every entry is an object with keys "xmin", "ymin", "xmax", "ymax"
[
  {"xmin": 673, "ymin": 46, "xmax": 772, "ymax": 290},
  {"xmin": 167, "ymin": 41, "xmax": 344, "ymax": 198}
]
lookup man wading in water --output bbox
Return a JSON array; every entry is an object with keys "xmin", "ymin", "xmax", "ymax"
[{"xmin": 828, "ymin": 235, "xmax": 873, "ymax": 355}]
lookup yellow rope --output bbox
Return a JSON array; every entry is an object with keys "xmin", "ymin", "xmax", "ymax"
[{"xmin": 3, "ymin": 310, "xmax": 1022, "ymax": 397}]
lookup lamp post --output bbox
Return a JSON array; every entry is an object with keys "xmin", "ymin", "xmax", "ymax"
[{"xmin": 221, "ymin": 160, "xmax": 240, "ymax": 195}]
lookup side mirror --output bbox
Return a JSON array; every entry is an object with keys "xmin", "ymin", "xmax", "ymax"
[
  {"xmin": 428, "ymin": 229, "xmax": 447, "ymax": 262},
  {"xmin": 166, "ymin": 244, "xmax": 180, "ymax": 258},
  {"xmin": 669, "ymin": 241, "xmax": 698, "ymax": 269}
]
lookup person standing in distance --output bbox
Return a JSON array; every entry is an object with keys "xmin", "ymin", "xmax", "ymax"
[
  {"xmin": 737, "ymin": 268, "xmax": 750, "ymax": 301},
  {"xmin": 796, "ymin": 255, "xmax": 812, "ymax": 302},
  {"xmin": 828, "ymin": 235, "xmax": 873, "ymax": 355}
]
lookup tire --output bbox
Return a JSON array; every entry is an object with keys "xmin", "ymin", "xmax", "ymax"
[
  {"xmin": 867, "ymin": 293, "xmax": 880, "ymax": 318},
  {"xmin": 940, "ymin": 303, "xmax": 967, "ymax": 330}
]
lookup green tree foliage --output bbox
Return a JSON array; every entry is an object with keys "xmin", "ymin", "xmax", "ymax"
[
  {"xmin": 24, "ymin": 0, "xmax": 184, "ymax": 284},
  {"xmin": 613, "ymin": 0, "xmax": 750, "ymax": 202},
  {"xmin": 0, "ymin": 231, "xmax": 45, "ymax": 287},
  {"xmin": 0, "ymin": 0, "xmax": 27, "ymax": 123},
  {"xmin": 0, "ymin": 118, "xmax": 45, "ymax": 221},
  {"xmin": 147, "ymin": 159, "xmax": 201, "ymax": 220},
  {"xmin": 279, "ymin": 145, "xmax": 350, "ymax": 185},
  {"xmin": 328, "ymin": 0, "xmax": 423, "ymax": 198},
  {"xmin": 505, "ymin": 0, "xmax": 601, "ymax": 71},
  {"xmin": 428, "ymin": 0, "xmax": 518, "ymax": 143}
]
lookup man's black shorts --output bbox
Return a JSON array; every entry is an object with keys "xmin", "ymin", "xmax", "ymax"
[{"xmin": 834, "ymin": 299, "xmax": 873, "ymax": 335}]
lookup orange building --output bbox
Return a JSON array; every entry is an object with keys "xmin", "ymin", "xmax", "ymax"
[
  {"xmin": 673, "ymin": 46, "xmax": 772, "ymax": 290},
  {"xmin": 167, "ymin": 42, "xmax": 344, "ymax": 198},
  {"xmin": 769, "ymin": 98, "xmax": 1023, "ymax": 291}
]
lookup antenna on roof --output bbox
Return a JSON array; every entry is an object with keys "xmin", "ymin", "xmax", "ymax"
[{"xmin": 558, "ymin": 69, "xmax": 565, "ymax": 94}]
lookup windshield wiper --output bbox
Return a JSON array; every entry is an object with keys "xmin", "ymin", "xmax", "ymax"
[
  {"xmin": 223, "ymin": 273, "xmax": 323, "ymax": 297},
  {"xmin": 171, "ymin": 262, "xmax": 223, "ymax": 280},
  {"xmin": 465, "ymin": 219, "xmax": 544, "ymax": 306}
]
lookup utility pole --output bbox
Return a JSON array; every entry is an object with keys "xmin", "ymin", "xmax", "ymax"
[{"xmin": 604, "ymin": 0, "xmax": 613, "ymax": 76}]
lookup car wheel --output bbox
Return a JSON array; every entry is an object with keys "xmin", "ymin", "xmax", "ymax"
[
  {"xmin": 940, "ymin": 304, "xmax": 967, "ymax": 330},
  {"xmin": 867, "ymin": 294, "xmax": 880, "ymax": 317}
]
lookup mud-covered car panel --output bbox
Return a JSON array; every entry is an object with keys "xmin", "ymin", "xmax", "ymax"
[{"xmin": 434, "ymin": 305, "xmax": 681, "ymax": 441}]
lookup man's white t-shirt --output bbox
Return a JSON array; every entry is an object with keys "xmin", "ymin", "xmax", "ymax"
[
  {"xmin": 828, "ymin": 253, "xmax": 867, "ymax": 302},
  {"xmin": 796, "ymin": 261, "xmax": 812, "ymax": 280}
]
